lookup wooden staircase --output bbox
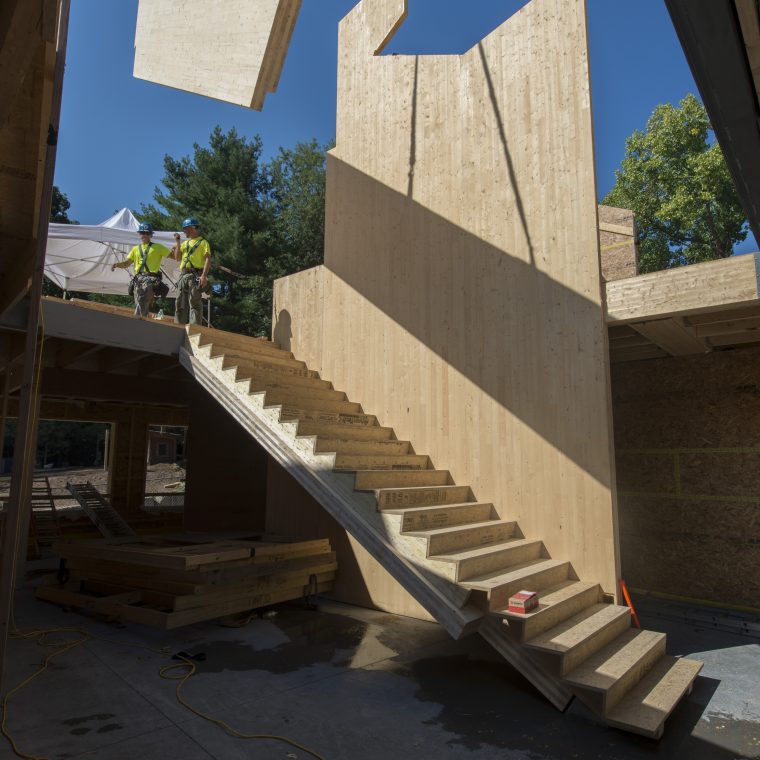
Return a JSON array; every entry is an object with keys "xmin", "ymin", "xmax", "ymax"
[{"xmin": 180, "ymin": 324, "xmax": 702, "ymax": 740}]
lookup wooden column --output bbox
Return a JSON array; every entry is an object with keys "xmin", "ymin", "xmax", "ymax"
[
  {"xmin": 108, "ymin": 410, "xmax": 148, "ymax": 519},
  {"xmin": 0, "ymin": 0, "xmax": 70, "ymax": 695},
  {"xmin": 0, "ymin": 369, "xmax": 9, "ymax": 473}
]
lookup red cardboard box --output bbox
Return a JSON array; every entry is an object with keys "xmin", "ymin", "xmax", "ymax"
[{"xmin": 508, "ymin": 590, "xmax": 538, "ymax": 614}]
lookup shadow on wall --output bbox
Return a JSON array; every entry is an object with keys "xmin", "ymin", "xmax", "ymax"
[
  {"xmin": 320, "ymin": 155, "xmax": 611, "ymax": 489},
  {"xmin": 273, "ymin": 309, "xmax": 292, "ymax": 352}
]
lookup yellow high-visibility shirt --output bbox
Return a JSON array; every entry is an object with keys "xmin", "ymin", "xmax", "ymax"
[
  {"xmin": 127, "ymin": 242, "xmax": 171, "ymax": 274},
  {"xmin": 179, "ymin": 237, "xmax": 211, "ymax": 270}
]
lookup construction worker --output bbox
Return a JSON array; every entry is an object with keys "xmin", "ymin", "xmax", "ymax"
[
  {"xmin": 111, "ymin": 222, "xmax": 171, "ymax": 317},
  {"xmin": 172, "ymin": 216, "xmax": 211, "ymax": 325}
]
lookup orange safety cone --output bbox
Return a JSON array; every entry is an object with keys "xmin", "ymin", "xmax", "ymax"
[{"xmin": 619, "ymin": 579, "xmax": 641, "ymax": 629}]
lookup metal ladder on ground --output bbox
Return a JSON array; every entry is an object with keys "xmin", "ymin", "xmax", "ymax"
[
  {"xmin": 30, "ymin": 476, "xmax": 62, "ymax": 553},
  {"xmin": 66, "ymin": 481, "xmax": 136, "ymax": 539}
]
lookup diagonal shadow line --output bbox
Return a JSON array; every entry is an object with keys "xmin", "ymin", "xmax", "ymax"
[
  {"xmin": 477, "ymin": 42, "xmax": 536, "ymax": 267},
  {"xmin": 407, "ymin": 55, "xmax": 419, "ymax": 198}
]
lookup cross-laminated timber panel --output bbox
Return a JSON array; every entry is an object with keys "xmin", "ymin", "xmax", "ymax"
[
  {"xmin": 273, "ymin": 0, "xmax": 621, "ymax": 598},
  {"xmin": 133, "ymin": 0, "xmax": 301, "ymax": 110}
]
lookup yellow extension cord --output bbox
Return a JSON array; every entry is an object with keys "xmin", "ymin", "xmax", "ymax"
[
  {"xmin": 2, "ymin": 624, "xmax": 326, "ymax": 760},
  {"xmin": 0, "ymin": 305, "xmax": 326, "ymax": 760}
]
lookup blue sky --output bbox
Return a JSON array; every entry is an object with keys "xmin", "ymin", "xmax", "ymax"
[{"xmin": 54, "ymin": 0, "xmax": 757, "ymax": 253}]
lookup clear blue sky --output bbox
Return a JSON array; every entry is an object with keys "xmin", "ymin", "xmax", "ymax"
[{"xmin": 55, "ymin": 0, "xmax": 757, "ymax": 253}]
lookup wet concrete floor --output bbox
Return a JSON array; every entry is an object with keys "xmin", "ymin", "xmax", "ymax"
[{"xmin": 1, "ymin": 588, "xmax": 758, "ymax": 759}]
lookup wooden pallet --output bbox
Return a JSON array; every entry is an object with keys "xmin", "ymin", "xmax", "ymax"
[{"xmin": 38, "ymin": 534, "xmax": 336, "ymax": 629}]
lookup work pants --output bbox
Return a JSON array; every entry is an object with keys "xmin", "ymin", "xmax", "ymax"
[
  {"xmin": 134, "ymin": 274, "xmax": 159, "ymax": 317},
  {"xmin": 176, "ymin": 271, "xmax": 203, "ymax": 325}
]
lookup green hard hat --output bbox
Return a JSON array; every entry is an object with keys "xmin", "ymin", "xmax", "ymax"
[
  {"xmin": 137, "ymin": 222, "xmax": 153, "ymax": 233},
  {"xmin": 182, "ymin": 217, "xmax": 200, "ymax": 229}
]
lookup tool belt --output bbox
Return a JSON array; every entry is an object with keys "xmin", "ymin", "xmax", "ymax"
[
  {"xmin": 129, "ymin": 271, "xmax": 167, "ymax": 298},
  {"xmin": 179, "ymin": 268, "xmax": 211, "ymax": 295}
]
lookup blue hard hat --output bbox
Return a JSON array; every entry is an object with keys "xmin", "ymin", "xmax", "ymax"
[
  {"xmin": 182, "ymin": 217, "xmax": 200, "ymax": 229},
  {"xmin": 137, "ymin": 222, "xmax": 153, "ymax": 233}
]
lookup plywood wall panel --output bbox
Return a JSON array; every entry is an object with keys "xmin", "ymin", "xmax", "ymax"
[
  {"xmin": 274, "ymin": 0, "xmax": 620, "ymax": 599},
  {"xmin": 133, "ymin": 0, "xmax": 300, "ymax": 110}
]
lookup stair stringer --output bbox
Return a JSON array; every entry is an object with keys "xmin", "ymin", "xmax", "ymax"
[
  {"xmin": 480, "ymin": 616, "xmax": 573, "ymax": 710},
  {"xmin": 180, "ymin": 344, "xmax": 482, "ymax": 640}
]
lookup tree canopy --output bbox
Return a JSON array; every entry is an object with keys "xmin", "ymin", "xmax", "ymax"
[
  {"xmin": 139, "ymin": 127, "xmax": 328, "ymax": 335},
  {"xmin": 50, "ymin": 185, "xmax": 76, "ymax": 224},
  {"xmin": 603, "ymin": 94, "xmax": 747, "ymax": 273}
]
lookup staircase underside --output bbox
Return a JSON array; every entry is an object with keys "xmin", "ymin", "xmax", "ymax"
[{"xmin": 180, "ymin": 325, "xmax": 704, "ymax": 739}]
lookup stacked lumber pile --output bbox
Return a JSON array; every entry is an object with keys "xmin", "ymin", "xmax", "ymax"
[{"xmin": 37, "ymin": 533, "xmax": 336, "ymax": 629}]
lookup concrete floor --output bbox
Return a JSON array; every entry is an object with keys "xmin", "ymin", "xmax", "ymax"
[{"xmin": 2, "ymin": 587, "xmax": 759, "ymax": 760}]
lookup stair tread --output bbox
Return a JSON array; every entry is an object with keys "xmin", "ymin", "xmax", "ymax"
[
  {"xmin": 405, "ymin": 518, "xmax": 510, "ymax": 536},
  {"xmin": 296, "ymin": 422, "xmax": 393, "ymax": 439},
  {"xmin": 564, "ymin": 628, "xmax": 666, "ymax": 691},
  {"xmin": 499, "ymin": 581, "xmax": 599, "ymax": 621},
  {"xmin": 264, "ymin": 392, "xmax": 354, "ymax": 406},
  {"xmin": 377, "ymin": 485, "xmax": 463, "ymax": 496},
  {"xmin": 337, "ymin": 454, "xmax": 427, "ymax": 462},
  {"xmin": 606, "ymin": 656, "xmax": 703, "ymax": 737},
  {"xmin": 433, "ymin": 537, "xmax": 542, "ymax": 562},
  {"xmin": 355, "ymin": 471, "xmax": 452, "ymax": 490},
  {"xmin": 461, "ymin": 557, "xmax": 568, "ymax": 589},
  {"xmin": 281, "ymin": 407, "xmax": 377, "ymax": 420},
  {"xmin": 527, "ymin": 603, "xmax": 631, "ymax": 654},
  {"xmin": 313, "ymin": 437, "xmax": 408, "ymax": 446},
  {"xmin": 279, "ymin": 404, "xmax": 371, "ymax": 418},
  {"xmin": 384, "ymin": 501, "xmax": 487, "ymax": 515}
]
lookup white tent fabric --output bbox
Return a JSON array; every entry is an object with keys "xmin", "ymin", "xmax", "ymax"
[{"xmin": 45, "ymin": 208, "xmax": 185, "ymax": 296}]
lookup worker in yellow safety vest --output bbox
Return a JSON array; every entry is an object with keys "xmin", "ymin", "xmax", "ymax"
[
  {"xmin": 111, "ymin": 222, "xmax": 171, "ymax": 317},
  {"xmin": 171, "ymin": 216, "xmax": 211, "ymax": 325}
]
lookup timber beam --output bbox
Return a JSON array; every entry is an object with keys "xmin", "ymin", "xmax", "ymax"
[
  {"xmin": 604, "ymin": 253, "xmax": 760, "ymax": 325},
  {"xmin": 4, "ymin": 397, "xmax": 190, "ymax": 425},
  {"xmin": 629, "ymin": 318, "xmax": 709, "ymax": 356},
  {"xmin": 38, "ymin": 368, "xmax": 193, "ymax": 405},
  {"xmin": 53, "ymin": 339, "xmax": 105, "ymax": 368}
]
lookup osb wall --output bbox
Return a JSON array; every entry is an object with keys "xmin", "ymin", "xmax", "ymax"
[
  {"xmin": 273, "ymin": 0, "xmax": 621, "ymax": 601},
  {"xmin": 611, "ymin": 347, "xmax": 760, "ymax": 609}
]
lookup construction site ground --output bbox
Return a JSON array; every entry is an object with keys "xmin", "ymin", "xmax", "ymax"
[
  {"xmin": 0, "ymin": 463, "xmax": 185, "ymax": 510},
  {"xmin": 3, "ymin": 581, "xmax": 758, "ymax": 760}
]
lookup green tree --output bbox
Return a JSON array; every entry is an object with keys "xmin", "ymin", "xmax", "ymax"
[
  {"xmin": 50, "ymin": 185, "xmax": 76, "ymax": 223},
  {"xmin": 140, "ymin": 128, "xmax": 328, "ymax": 336},
  {"xmin": 603, "ymin": 94, "xmax": 747, "ymax": 272},
  {"xmin": 3, "ymin": 419, "xmax": 107, "ymax": 468},
  {"xmin": 45, "ymin": 186, "xmax": 76, "ymax": 297},
  {"xmin": 246, "ymin": 139, "xmax": 329, "ymax": 334},
  {"xmin": 140, "ymin": 126, "xmax": 275, "ymax": 333}
]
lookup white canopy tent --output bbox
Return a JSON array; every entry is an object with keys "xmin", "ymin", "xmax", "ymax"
[{"xmin": 45, "ymin": 208, "xmax": 185, "ymax": 297}]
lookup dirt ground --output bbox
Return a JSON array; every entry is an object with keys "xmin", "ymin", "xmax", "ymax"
[{"xmin": 0, "ymin": 461, "xmax": 185, "ymax": 499}]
